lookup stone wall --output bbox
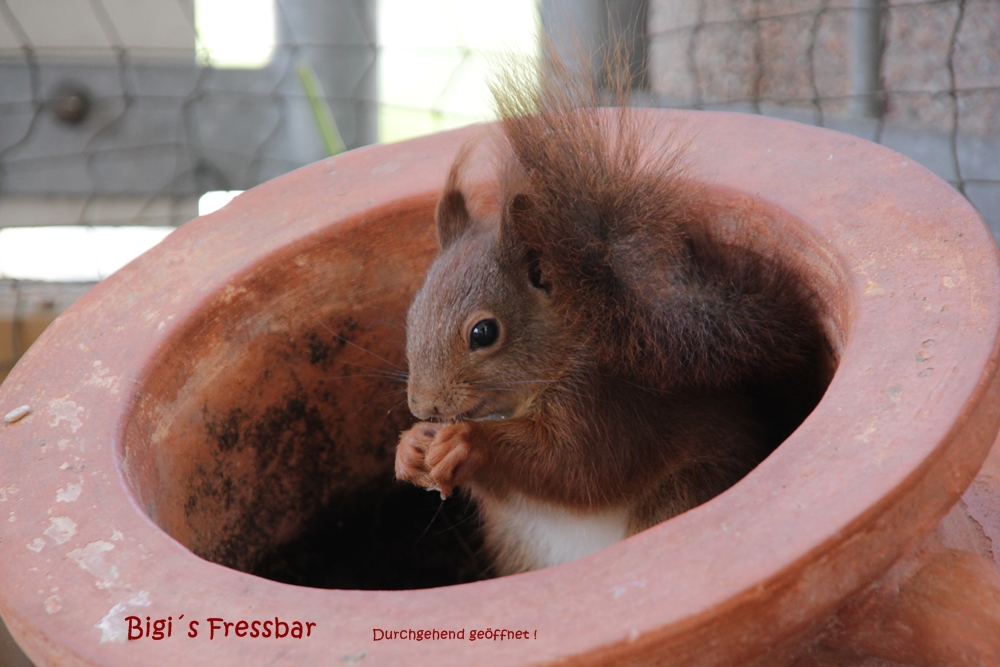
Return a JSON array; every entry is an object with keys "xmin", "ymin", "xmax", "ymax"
[
  {"xmin": 649, "ymin": 0, "xmax": 1000, "ymax": 134},
  {"xmin": 647, "ymin": 0, "xmax": 1000, "ymax": 238}
]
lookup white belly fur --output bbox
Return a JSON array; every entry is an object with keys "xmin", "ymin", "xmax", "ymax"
[{"xmin": 475, "ymin": 491, "xmax": 629, "ymax": 574}]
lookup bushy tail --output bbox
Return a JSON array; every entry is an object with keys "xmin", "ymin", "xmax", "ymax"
[{"xmin": 489, "ymin": 47, "xmax": 825, "ymax": 393}]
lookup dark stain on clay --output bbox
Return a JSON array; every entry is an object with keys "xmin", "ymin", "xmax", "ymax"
[
  {"xmin": 193, "ymin": 387, "xmax": 350, "ymax": 571},
  {"xmin": 180, "ymin": 320, "xmax": 469, "ymax": 587},
  {"xmin": 308, "ymin": 335, "xmax": 331, "ymax": 365},
  {"xmin": 203, "ymin": 406, "xmax": 245, "ymax": 454}
]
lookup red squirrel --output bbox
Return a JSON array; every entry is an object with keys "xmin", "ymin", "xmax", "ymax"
[{"xmin": 394, "ymin": 61, "xmax": 826, "ymax": 575}]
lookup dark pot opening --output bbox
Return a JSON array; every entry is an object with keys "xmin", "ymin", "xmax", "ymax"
[{"xmin": 120, "ymin": 186, "xmax": 848, "ymax": 591}]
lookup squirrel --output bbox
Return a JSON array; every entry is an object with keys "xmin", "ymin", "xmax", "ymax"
[{"xmin": 394, "ymin": 56, "xmax": 828, "ymax": 576}]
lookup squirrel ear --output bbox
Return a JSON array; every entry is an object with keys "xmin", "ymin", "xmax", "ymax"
[
  {"xmin": 435, "ymin": 188, "xmax": 471, "ymax": 249},
  {"xmin": 501, "ymin": 193, "xmax": 540, "ymax": 250},
  {"xmin": 502, "ymin": 193, "xmax": 551, "ymax": 293}
]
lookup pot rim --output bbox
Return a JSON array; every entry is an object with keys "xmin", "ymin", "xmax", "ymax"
[{"xmin": 1, "ymin": 109, "xmax": 999, "ymax": 667}]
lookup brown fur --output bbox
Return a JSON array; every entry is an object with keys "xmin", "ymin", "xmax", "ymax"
[{"xmin": 395, "ymin": 53, "xmax": 825, "ymax": 574}]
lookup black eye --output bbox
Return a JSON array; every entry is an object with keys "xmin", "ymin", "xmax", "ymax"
[{"xmin": 469, "ymin": 319, "xmax": 500, "ymax": 350}]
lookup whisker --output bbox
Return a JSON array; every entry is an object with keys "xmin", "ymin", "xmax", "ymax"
[
  {"xmin": 323, "ymin": 373, "xmax": 408, "ymax": 384},
  {"xmin": 416, "ymin": 496, "xmax": 447, "ymax": 544},
  {"xmin": 387, "ymin": 399, "xmax": 410, "ymax": 416},
  {"xmin": 371, "ymin": 318, "xmax": 408, "ymax": 334},
  {"xmin": 314, "ymin": 318, "xmax": 405, "ymax": 370},
  {"xmin": 438, "ymin": 504, "xmax": 480, "ymax": 565},
  {"xmin": 375, "ymin": 390, "xmax": 409, "ymax": 402},
  {"xmin": 337, "ymin": 359, "xmax": 409, "ymax": 376},
  {"xmin": 478, "ymin": 379, "xmax": 555, "ymax": 386},
  {"xmin": 486, "ymin": 384, "xmax": 590, "ymax": 401},
  {"xmin": 437, "ymin": 506, "xmax": 477, "ymax": 535},
  {"xmin": 483, "ymin": 369, "xmax": 564, "ymax": 379}
]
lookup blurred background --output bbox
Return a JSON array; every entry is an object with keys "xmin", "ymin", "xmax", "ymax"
[{"xmin": 0, "ymin": 0, "xmax": 997, "ymax": 663}]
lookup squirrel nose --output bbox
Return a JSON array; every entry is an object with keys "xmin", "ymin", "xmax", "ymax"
[{"xmin": 408, "ymin": 394, "xmax": 438, "ymax": 421}]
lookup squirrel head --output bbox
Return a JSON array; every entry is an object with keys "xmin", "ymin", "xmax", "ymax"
[
  {"xmin": 407, "ymin": 58, "xmax": 697, "ymax": 420},
  {"xmin": 405, "ymin": 169, "xmax": 573, "ymax": 423}
]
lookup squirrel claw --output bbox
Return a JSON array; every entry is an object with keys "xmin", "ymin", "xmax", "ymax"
[
  {"xmin": 395, "ymin": 422, "xmax": 442, "ymax": 487},
  {"xmin": 395, "ymin": 421, "xmax": 479, "ymax": 496},
  {"xmin": 426, "ymin": 422, "xmax": 478, "ymax": 496}
]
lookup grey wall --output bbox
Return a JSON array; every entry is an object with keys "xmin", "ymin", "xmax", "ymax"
[{"xmin": 0, "ymin": 0, "xmax": 376, "ymax": 226}]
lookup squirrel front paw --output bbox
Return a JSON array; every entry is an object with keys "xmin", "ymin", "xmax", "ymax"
[
  {"xmin": 395, "ymin": 421, "xmax": 480, "ymax": 498},
  {"xmin": 395, "ymin": 422, "xmax": 441, "ymax": 490}
]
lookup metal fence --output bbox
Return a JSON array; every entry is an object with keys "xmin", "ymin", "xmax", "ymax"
[
  {"xmin": 0, "ymin": 0, "xmax": 997, "ymax": 374},
  {"xmin": 646, "ymin": 0, "xmax": 999, "ymax": 235},
  {"xmin": 0, "ymin": 0, "xmax": 379, "ymax": 391},
  {"xmin": 0, "ymin": 0, "xmax": 376, "ymax": 217},
  {"xmin": 0, "ymin": 1, "xmax": 997, "ymax": 662}
]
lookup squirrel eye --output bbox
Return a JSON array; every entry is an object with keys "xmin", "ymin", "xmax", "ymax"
[{"xmin": 469, "ymin": 319, "xmax": 500, "ymax": 350}]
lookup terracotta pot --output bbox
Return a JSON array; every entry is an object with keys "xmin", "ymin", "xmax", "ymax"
[{"xmin": 1, "ymin": 110, "xmax": 999, "ymax": 667}]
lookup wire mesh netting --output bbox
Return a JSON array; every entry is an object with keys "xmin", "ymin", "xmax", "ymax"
[
  {"xmin": 0, "ymin": 0, "xmax": 996, "ymax": 379},
  {"xmin": 648, "ymin": 0, "xmax": 1000, "ymax": 233},
  {"xmin": 0, "ymin": 0, "xmax": 377, "ymax": 213},
  {"xmin": 0, "ymin": 2, "xmax": 997, "ymax": 662},
  {"xmin": 0, "ymin": 0, "xmax": 383, "ymax": 392},
  {"xmin": 377, "ymin": 0, "xmax": 539, "ymax": 141}
]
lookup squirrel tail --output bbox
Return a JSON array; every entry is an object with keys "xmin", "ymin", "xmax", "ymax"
[
  {"xmin": 489, "ymin": 46, "xmax": 826, "ymax": 394},
  {"xmin": 492, "ymin": 44, "xmax": 697, "ymax": 343}
]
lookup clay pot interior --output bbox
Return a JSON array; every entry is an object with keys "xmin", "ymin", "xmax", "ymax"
[{"xmin": 120, "ymin": 182, "xmax": 849, "ymax": 591}]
